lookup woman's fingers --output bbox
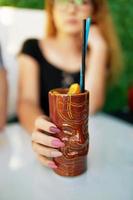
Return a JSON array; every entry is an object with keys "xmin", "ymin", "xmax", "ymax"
[
  {"xmin": 32, "ymin": 131, "xmax": 65, "ymax": 148},
  {"xmin": 33, "ymin": 116, "xmax": 64, "ymax": 169},
  {"xmin": 37, "ymin": 155, "xmax": 57, "ymax": 169},
  {"xmin": 32, "ymin": 142, "xmax": 62, "ymax": 158},
  {"xmin": 35, "ymin": 116, "xmax": 61, "ymax": 134}
]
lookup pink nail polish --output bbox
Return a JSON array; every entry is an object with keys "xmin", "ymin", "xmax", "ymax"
[
  {"xmin": 51, "ymin": 139, "xmax": 65, "ymax": 148},
  {"xmin": 49, "ymin": 126, "xmax": 61, "ymax": 134},
  {"xmin": 51, "ymin": 151, "xmax": 62, "ymax": 157},
  {"xmin": 48, "ymin": 162, "xmax": 58, "ymax": 169}
]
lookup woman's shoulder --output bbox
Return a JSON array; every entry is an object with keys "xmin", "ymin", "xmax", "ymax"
[
  {"xmin": 22, "ymin": 38, "xmax": 39, "ymax": 50},
  {"xmin": 20, "ymin": 38, "xmax": 41, "ymax": 59},
  {"xmin": 23, "ymin": 38, "xmax": 51, "ymax": 48},
  {"xmin": 89, "ymin": 25, "xmax": 108, "ymax": 51}
]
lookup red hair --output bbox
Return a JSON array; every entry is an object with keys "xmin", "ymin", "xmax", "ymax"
[{"xmin": 45, "ymin": 0, "xmax": 123, "ymax": 83}]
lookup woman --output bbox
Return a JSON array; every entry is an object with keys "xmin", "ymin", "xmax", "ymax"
[
  {"xmin": 0, "ymin": 45, "xmax": 8, "ymax": 131},
  {"xmin": 18, "ymin": 0, "xmax": 122, "ymax": 169}
]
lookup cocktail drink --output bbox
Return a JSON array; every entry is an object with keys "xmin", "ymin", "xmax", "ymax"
[
  {"xmin": 49, "ymin": 87, "xmax": 89, "ymax": 176},
  {"xmin": 48, "ymin": 16, "xmax": 91, "ymax": 176}
]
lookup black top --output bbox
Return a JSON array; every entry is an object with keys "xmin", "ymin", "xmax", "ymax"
[{"xmin": 21, "ymin": 39, "xmax": 80, "ymax": 116}]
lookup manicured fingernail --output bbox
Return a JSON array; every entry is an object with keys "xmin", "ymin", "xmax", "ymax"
[
  {"xmin": 51, "ymin": 151, "xmax": 62, "ymax": 157},
  {"xmin": 48, "ymin": 162, "xmax": 58, "ymax": 169},
  {"xmin": 49, "ymin": 126, "xmax": 61, "ymax": 134},
  {"xmin": 51, "ymin": 139, "xmax": 65, "ymax": 148}
]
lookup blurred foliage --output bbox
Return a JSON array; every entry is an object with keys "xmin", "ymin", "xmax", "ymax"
[
  {"xmin": 0, "ymin": 0, "xmax": 133, "ymax": 112},
  {"xmin": 104, "ymin": 0, "xmax": 133, "ymax": 112},
  {"xmin": 0, "ymin": 0, "xmax": 44, "ymax": 9}
]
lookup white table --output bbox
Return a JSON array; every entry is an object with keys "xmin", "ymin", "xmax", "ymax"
[{"xmin": 0, "ymin": 114, "xmax": 133, "ymax": 200}]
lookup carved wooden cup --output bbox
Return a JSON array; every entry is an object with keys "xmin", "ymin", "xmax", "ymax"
[{"xmin": 49, "ymin": 88, "xmax": 89, "ymax": 176}]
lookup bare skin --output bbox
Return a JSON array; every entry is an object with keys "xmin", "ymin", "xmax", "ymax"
[
  {"xmin": 0, "ymin": 69, "xmax": 8, "ymax": 131},
  {"xmin": 18, "ymin": 2, "xmax": 108, "ymax": 168}
]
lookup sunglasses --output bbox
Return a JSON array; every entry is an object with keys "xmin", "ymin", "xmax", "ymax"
[{"xmin": 54, "ymin": 0, "xmax": 91, "ymax": 6}]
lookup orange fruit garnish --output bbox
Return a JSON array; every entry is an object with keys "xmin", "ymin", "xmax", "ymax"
[
  {"xmin": 68, "ymin": 83, "xmax": 80, "ymax": 95},
  {"xmin": 53, "ymin": 91, "xmax": 60, "ymax": 95}
]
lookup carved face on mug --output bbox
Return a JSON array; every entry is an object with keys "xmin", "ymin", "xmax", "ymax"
[{"xmin": 56, "ymin": 94, "xmax": 89, "ymax": 159}]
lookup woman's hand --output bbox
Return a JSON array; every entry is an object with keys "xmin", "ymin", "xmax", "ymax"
[
  {"xmin": 89, "ymin": 25, "xmax": 107, "ymax": 51},
  {"xmin": 32, "ymin": 116, "xmax": 64, "ymax": 169}
]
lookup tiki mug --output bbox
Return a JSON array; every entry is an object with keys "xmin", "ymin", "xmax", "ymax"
[{"xmin": 49, "ymin": 88, "xmax": 89, "ymax": 176}]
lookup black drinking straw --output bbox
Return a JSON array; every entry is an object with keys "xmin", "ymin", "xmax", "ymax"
[{"xmin": 80, "ymin": 19, "xmax": 86, "ymax": 93}]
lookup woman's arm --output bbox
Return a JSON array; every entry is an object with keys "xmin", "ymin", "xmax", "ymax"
[
  {"xmin": 0, "ymin": 69, "xmax": 8, "ymax": 131},
  {"xmin": 85, "ymin": 26, "xmax": 108, "ymax": 115},
  {"xmin": 18, "ymin": 55, "xmax": 46, "ymax": 133},
  {"xmin": 18, "ymin": 55, "xmax": 64, "ymax": 169}
]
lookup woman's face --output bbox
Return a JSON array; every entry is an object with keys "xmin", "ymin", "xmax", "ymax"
[{"xmin": 53, "ymin": 0, "xmax": 93, "ymax": 35}]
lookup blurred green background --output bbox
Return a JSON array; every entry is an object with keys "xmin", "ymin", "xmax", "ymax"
[{"xmin": 0, "ymin": 0, "xmax": 133, "ymax": 112}]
